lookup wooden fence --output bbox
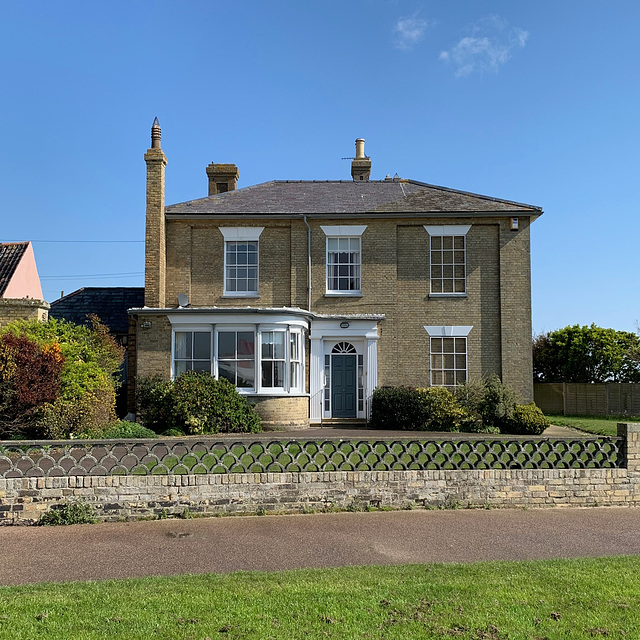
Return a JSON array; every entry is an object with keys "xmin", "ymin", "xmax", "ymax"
[{"xmin": 534, "ymin": 383, "xmax": 640, "ymax": 416}]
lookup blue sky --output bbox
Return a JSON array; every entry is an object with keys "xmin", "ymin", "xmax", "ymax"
[{"xmin": 1, "ymin": 1, "xmax": 638, "ymax": 334}]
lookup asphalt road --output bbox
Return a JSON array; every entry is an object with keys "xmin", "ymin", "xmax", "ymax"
[{"xmin": 2, "ymin": 507, "xmax": 640, "ymax": 586}]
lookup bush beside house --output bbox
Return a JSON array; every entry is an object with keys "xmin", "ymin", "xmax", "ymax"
[
  {"xmin": 136, "ymin": 371, "xmax": 262, "ymax": 435},
  {"xmin": 371, "ymin": 375, "xmax": 549, "ymax": 435}
]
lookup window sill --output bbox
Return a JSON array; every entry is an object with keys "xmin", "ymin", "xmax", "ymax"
[
  {"xmin": 222, "ymin": 293, "xmax": 260, "ymax": 299},
  {"xmin": 324, "ymin": 292, "xmax": 363, "ymax": 298},
  {"xmin": 237, "ymin": 389, "xmax": 309, "ymax": 397},
  {"xmin": 429, "ymin": 293, "xmax": 468, "ymax": 298}
]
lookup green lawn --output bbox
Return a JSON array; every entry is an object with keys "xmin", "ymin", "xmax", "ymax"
[
  {"xmin": 547, "ymin": 414, "xmax": 640, "ymax": 437},
  {"xmin": 1, "ymin": 557, "xmax": 640, "ymax": 639}
]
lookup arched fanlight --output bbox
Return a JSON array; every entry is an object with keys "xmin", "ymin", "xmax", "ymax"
[{"xmin": 332, "ymin": 342, "xmax": 356, "ymax": 354}]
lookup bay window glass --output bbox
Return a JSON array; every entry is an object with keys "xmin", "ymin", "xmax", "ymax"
[
  {"xmin": 174, "ymin": 331, "xmax": 211, "ymax": 376},
  {"xmin": 261, "ymin": 331, "xmax": 286, "ymax": 388},
  {"xmin": 290, "ymin": 332, "xmax": 301, "ymax": 390},
  {"xmin": 218, "ymin": 330, "xmax": 255, "ymax": 388}
]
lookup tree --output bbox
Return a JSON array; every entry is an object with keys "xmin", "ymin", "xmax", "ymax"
[
  {"xmin": 533, "ymin": 324, "xmax": 640, "ymax": 383},
  {"xmin": 0, "ymin": 316, "xmax": 124, "ymax": 439}
]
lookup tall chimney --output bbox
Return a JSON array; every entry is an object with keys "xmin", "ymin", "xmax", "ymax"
[
  {"xmin": 351, "ymin": 138, "xmax": 371, "ymax": 181},
  {"xmin": 206, "ymin": 163, "xmax": 239, "ymax": 195},
  {"xmin": 144, "ymin": 117, "xmax": 167, "ymax": 308}
]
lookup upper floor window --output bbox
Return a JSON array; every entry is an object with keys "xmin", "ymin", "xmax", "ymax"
[
  {"xmin": 219, "ymin": 227, "xmax": 264, "ymax": 297},
  {"xmin": 320, "ymin": 225, "xmax": 367, "ymax": 296},
  {"xmin": 424, "ymin": 225, "xmax": 471, "ymax": 296}
]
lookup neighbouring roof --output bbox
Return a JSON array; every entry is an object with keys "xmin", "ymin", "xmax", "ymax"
[
  {"xmin": 165, "ymin": 180, "xmax": 542, "ymax": 216},
  {"xmin": 50, "ymin": 287, "xmax": 145, "ymax": 334},
  {"xmin": 0, "ymin": 242, "xmax": 29, "ymax": 296}
]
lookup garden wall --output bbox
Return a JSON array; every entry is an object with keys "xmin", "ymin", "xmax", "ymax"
[{"xmin": 1, "ymin": 424, "xmax": 639, "ymax": 524}]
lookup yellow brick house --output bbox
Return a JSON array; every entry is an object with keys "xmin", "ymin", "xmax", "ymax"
[{"xmin": 130, "ymin": 119, "xmax": 542, "ymax": 429}]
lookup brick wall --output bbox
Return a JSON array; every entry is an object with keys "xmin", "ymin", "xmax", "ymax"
[
  {"xmin": 248, "ymin": 396, "xmax": 309, "ymax": 430},
  {"xmin": 0, "ymin": 298, "xmax": 49, "ymax": 327},
  {"xmin": 2, "ymin": 424, "xmax": 639, "ymax": 525},
  {"xmin": 133, "ymin": 314, "xmax": 172, "ymax": 380},
  {"xmin": 140, "ymin": 211, "xmax": 535, "ymax": 417},
  {"xmin": 144, "ymin": 147, "xmax": 167, "ymax": 308}
]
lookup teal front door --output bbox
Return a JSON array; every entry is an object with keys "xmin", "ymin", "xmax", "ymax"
[{"xmin": 331, "ymin": 355, "xmax": 357, "ymax": 418}]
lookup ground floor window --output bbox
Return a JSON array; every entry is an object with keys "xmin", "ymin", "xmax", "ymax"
[
  {"xmin": 172, "ymin": 323, "xmax": 304, "ymax": 395},
  {"xmin": 174, "ymin": 331, "xmax": 212, "ymax": 375},
  {"xmin": 424, "ymin": 325, "xmax": 472, "ymax": 389},
  {"xmin": 219, "ymin": 330, "xmax": 255, "ymax": 388}
]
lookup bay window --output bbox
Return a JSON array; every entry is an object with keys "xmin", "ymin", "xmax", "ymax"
[{"xmin": 172, "ymin": 321, "xmax": 305, "ymax": 395}]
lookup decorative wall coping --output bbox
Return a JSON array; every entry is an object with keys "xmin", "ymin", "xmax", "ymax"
[{"xmin": 0, "ymin": 435, "xmax": 624, "ymax": 478}]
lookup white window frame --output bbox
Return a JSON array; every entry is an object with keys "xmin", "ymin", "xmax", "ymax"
[
  {"xmin": 321, "ymin": 225, "xmax": 366, "ymax": 296},
  {"xmin": 220, "ymin": 227, "xmax": 264, "ymax": 297},
  {"xmin": 424, "ymin": 225, "xmax": 471, "ymax": 297},
  {"xmin": 171, "ymin": 327, "xmax": 213, "ymax": 378},
  {"xmin": 170, "ymin": 314, "xmax": 306, "ymax": 396},
  {"xmin": 256, "ymin": 325, "xmax": 305, "ymax": 394},
  {"xmin": 424, "ymin": 325, "xmax": 472, "ymax": 388},
  {"xmin": 215, "ymin": 326, "xmax": 257, "ymax": 391},
  {"xmin": 259, "ymin": 329, "xmax": 287, "ymax": 392}
]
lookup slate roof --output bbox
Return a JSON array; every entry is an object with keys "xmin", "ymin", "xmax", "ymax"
[
  {"xmin": 165, "ymin": 180, "xmax": 542, "ymax": 216},
  {"xmin": 0, "ymin": 242, "xmax": 28, "ymax": 296},
  {"xmin": 50, "ymin": 287, "xmax": 145, "ymax": 334}
]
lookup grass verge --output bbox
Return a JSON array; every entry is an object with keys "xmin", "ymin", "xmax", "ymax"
[
  {"xmin": 547, "ymin": 414, "xmax": 640, "ymax": 437},
  {"xmin": 1, "ymin": 557, "xmax": 640, "ymax": 639}
]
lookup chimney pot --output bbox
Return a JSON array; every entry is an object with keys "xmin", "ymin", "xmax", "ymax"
[
  {"xmin": 351, "ymin": 138, "xmax": 371, "ymax": 181},
  {"xmin": 151, "ymin": 117, "xmax": 161, "ymax": 149}
]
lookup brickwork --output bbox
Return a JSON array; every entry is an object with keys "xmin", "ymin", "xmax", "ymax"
[
  {"xmin": 499, "ymin": 217, "xmax": 533, "ymax": 401},
  {"xmin": 2, "ymin": 424, "xmax": 639, "ymax": 524},
  {"xmin": 144, "ymin": 147, "xmax": 167, "ymax": 308},
  {"xmin": 0, "ymin": 298, "xmax": 49, "ymax": 327},
  {"xmin": 248, "ymin": 396, "xmax": 310, "ymax": 430},
  {"xmin": 138, "ymin": 213, "xmax": 535, "ymax": 408},
  {"xmin": 133, "ymin": 314, "xmax": 172, "ymax": 380}
]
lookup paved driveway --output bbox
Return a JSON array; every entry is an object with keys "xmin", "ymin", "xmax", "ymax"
[{"xmin": 1, "ymin": 507, "xmax": 639, "ymax": 586}]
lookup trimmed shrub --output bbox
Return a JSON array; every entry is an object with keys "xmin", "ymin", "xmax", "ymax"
[
  {"xmin": 76, "ymin": 420, "xmax": 157, "ymax": 440},
  {"xmin": 456, "ymin": 374, "xmax": 517, "ymax": 432},
  {"xmin": 137, "ymin": 371, "xmax": 262, "ymax": 434},
  {"xmin": 416, "ymin": 387, "xmax": 476, "ymax": 432},
  {"xmin": 369, "ymin": 386, "xmax": 428, "ymax": 430},
  {"xmin": 508, "ymin": 403, "xmax": 550, "ymax": 435},
  {"xmin": 371, "ymin": 386, "xmax": 478, "ymax": 432}
]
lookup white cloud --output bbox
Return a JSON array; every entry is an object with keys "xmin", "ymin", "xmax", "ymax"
[
  {"xmin": 393, "ymin": 16, "xmax": 428, "ymax": 51},
  {"xmin": 440, "ymin": 15, "xmax": 529, "ymax": 77}
]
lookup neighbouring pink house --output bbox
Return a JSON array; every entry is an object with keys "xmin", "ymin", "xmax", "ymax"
[{"xmin": 0, "ymin": 242, "xmax": 49, "ymax": 326}]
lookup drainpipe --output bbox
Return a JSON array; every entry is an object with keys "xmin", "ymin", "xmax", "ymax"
[{"xmin": 303, "ymin": 215, "xmax": 312, "ymax": 310}]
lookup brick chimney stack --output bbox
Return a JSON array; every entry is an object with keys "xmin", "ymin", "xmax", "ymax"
[
  {"xmin": 206, "ymin": 163, "xmax": 239, "ymax": 195},
  {"xmin": 144, "ymin": 117, "xmax": 167, "ymax": 308},
  {"xmin": 351, "ymin": 138, "xmax": 371, "ymax": 181}
]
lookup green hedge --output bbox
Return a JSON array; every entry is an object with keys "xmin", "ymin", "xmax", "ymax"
[
  {"xmin": 137, "ymin": 372, "xmax": 262, "ymax": 435},
  {"xmin": 371, "ymin": 379, "xmax": 547, "ymax": 435}
]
